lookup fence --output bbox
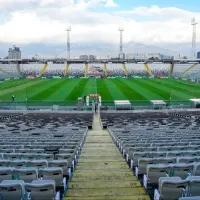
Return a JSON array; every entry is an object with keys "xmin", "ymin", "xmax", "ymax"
[{"xmin": 0, "ymin": 99, "xmax": 195, "ymax": 111}]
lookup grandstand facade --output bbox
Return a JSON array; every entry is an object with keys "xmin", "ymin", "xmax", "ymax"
[{"xmin": 1, "ymin": 59, "xmax": 200, "ymax": 79}]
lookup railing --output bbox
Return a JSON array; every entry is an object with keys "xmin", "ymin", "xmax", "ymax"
[{"xmin": 0, "ymin": 99, "xmax": 194, "ymax": 111}]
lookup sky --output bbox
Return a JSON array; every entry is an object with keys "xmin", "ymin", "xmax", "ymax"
[{"xmin": 0, "ymin": 0, "xmax": 200, "ymax": 57}]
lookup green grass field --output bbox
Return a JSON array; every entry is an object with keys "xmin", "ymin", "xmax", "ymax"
[{"xmin": 0, "ymin": 78, "xmax": 200, "ymax": 106}]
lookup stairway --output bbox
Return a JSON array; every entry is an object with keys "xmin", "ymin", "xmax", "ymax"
[
  {"xmin": 122, "ymin": 63, "xmax": 128, "ymax": 76},
  {"xmin": 104, "ymin": 63, "xmax": 108, "ymax": 77},
  {"xmin": 39, "ymin": 63, "xmax": 48, "ymax": 76},
  {"xmin": 144, "ymin": 64, "xmax": 152, "ymax": 76},
  {"xmin": 64, "ymin": 115, "xmax": 150, "ymax": 200},
  {"xmin": 64, "ymin": 63, "xmax": 71, "ymax": 76},
  {"xmin": 85, "ymin": 64, "xmax": 88, "ymax": 77}
]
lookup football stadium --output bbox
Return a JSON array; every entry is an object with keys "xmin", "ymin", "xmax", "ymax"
[
  {"xmin": 0, "ymin": 60, "xmax": 200, "ymax": 200},
  {"xmin": 1, "ymin": 61, "xmax": 200, "ymax": 109}
]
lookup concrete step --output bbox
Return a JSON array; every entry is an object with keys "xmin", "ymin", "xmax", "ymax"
[
  {"xmin": 68, "ymin": 180, "xmax": 141, "ymax": 189},
  {"xmin": 70, "ymin": 175, "xmax": 138, "ymax": 182},
  {"xmin": 65, "ymin": 187, "xmax": 147, "ymax": 197},
  {"xmin": 72, "ymin": 170, "xmax": 133, "ymax": 177},
  {"xmin": 64, "ymin": 195, "xmax": 151, "ymax": 200},
  {"xmin": 65, "ymin": 115, "xmax": 150, "ymax": 200},
  {"xmin": 76, "ymin": 162, "xmax": 129, "ymax": 169}
]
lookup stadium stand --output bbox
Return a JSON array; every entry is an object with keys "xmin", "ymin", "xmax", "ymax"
[
  {"xmin": 43, "ymin": 64, "xmax": 65, "ymax": 77},
  {"xmin": 88, "ymin": 63, "xmax": 104, "ymax": 77},
  {"xmin": 0, "ymin": 112, "xmax": 93, "ymax": 199},
  {"xmin": 126, "ymin": 63, "xmax": 149, "ymax": 77},
  {"xmin": 20, "ymin": 63, "xmax": 45, "ymax": 77},
  {"xmin": 172, "ymin": 64, "xmax": 193, "ymax": 78},
  {"xmin": 101, "ymin": 110, "xmax": 200, "ymax": 199},
  {"xmin": 107, "ymin": 63, "xmax": 125, "ymax": 77},
  {"xmin": 0, "ymin": 63, "xmax": 20, "ymax": 79},
  {"xmin": 68, "ymin": 64, "xmax": 85, "ymax": 77},
  {"xmin": 149, "ymin": 64, "xmax": 170, "ymax": 77}
]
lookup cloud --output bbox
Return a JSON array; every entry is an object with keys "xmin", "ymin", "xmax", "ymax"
[{"xmin": 0, "ymin": 3, "xmax": 199, "ymax": 52}]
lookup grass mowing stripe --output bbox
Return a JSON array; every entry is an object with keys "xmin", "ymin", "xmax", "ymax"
[
  {"xmin": 131, "ymin": 79, "xmax": 168, "ymax": 100},
  {"xmin": 81, "ymin": 79, "xmax": 96, "ymax": 97},
  {"xmin": 103, "ymin": 79, "xmax": 127, "ymax": 101},
  {"xmin": 96, "ymin": 79, "xmax": 113, "ymax": 101},
  {"xmin": 113, "ymin": 79, "xmax": 146, "ymax": 100},
  {"xmin": 153, "ymin": 78, "xmax": 195, "ymax": 93},
  {"xmin": 151, "ymin": 79, "xmax": 194, "ymax": 99},
  {"xmin": 0, "ymin": 79, "xmax": 47, "ymax": 101},
  {"xmin": 29, "ymin": 79, "xmax": 65, "ymax": 100},
  {"xmin": 0, "ymin": 79, "xmax": 35, "ymax": 91},
  {"xmin": 65, "ymin": 79, "xmax": 88, "ymax": 101},
  {"xmin": 46, "ymin": 79, "xmax": 74, "ymax": 101},
  {"xmin": 122, "ymin": 79, "xmax": 164, "ymax": 100}
]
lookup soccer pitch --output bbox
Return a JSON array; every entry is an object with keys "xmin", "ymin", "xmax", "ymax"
[{"xmin": 0, "ymin": 78, "xmax": 200, "ymax": 105}]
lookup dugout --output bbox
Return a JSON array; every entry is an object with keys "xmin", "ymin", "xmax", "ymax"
[
  {"xmin": 114, "ymin": 100, "xmax": 131, "ymax": 110},
  {"xmin": 151, "ymin": 100, "xmax": 166, "ymax": 110},
  {"xmin": 190, "ymin": 99, "xmax": 200, "ymax": 108}
]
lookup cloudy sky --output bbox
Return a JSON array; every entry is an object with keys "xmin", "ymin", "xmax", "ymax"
[{"xmin": 0, "ymin": 0, "xmax": 200, "ymax": 57}]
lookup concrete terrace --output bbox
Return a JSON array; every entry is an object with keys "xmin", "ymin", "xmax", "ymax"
[{"xmin": 64, "ymin": 115, "xmax": 150, "ymax": 200}]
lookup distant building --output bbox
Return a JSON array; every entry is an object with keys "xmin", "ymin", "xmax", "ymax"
[
  {"xmin": 197, "ymin": 52, "xmax": 200, "ymax": 59},
  {"xmin": 80, "ymin": 55, "xmax": 88, "ymax": 60},
  {"xmin": 119, "ymin": 53, "xmax": 125, "ymax": 60},
  {"xmin": 127, "ymin": 53, "xmax": 171, "ymax": 60},
  {"xmin": 127, "ymin": 53, "xmax": 146, "ymax": 60},
  {"xmin": 8, "ymin": 46, "xmax": 21, "ymax": 59},
  {"xmin": 89, "ymin": 55, "xmax": 96, "ymax": 60},
  {"xmin": 80, "ymin": 55, "xmax": 96, "ymax": 60}
]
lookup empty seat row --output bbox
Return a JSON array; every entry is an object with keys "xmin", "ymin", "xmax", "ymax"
[
  {"xmin": 0, "ymin": 167, "xmax": 66, "ymax": 188},
  {"xmin": 154, "ymin": 176, "xmax": 200, "ymax": 200},
  {"xmin": 0, "ymin": 179, "xmax": 60, "ymax": 200},
  {"xmin": 142, "ymin": 163, "xmax": 200, "ymax": 188},
  {"xmin": 130, "ymin": 152, "xmax": 200, "ymax": 168}
]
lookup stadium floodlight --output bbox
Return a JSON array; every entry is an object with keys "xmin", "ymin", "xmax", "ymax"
[
  {"xmin": 118, "ymin": 27, "xmax": 124, "ymax": 54},
  {"xmin": 191, "ymin": 18, "xmax": 198, "ymax": 59},
  {"xmin": 66, "ymin": 26, "xmax": 72, "ymax": 61}
]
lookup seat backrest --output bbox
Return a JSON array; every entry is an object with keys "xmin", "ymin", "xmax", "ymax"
[
  {"xmin": 25, "ymin": 180, "xmax": 56, "ymax": 200},
  {"xmin": 27, "ymin": 160, "xmax": 48, "ymax": 169},
  {"xmin": 167, "ymin": 151, "xmax": 182, "ymax": 157},
  {"xmin": 0, "ymin": 180, "xmax": 25, "ymax": 200},
  {"xmin": 21, "ymin": 153, "xmax": 38, "ymax": 160},
  {"xmin": 159, "ymin": 177, "xmax": 189, "ymax": 200},
  {"xmin": 38, "ymin": 154, "xmax": 54, "ymax": 161},
  {"xmin": 13, "ymin": 168, "xmax": 38, "ymax": 183},
  {"xmin": 187, "ymin": 176, "xmax": 200, "ymax": 197},
  {"xmin": 177, "ymin": 157, "xmax": 197, "ymax": 164},
  {"xmin": 132, "ymin": 152, "xmax": 150, "ymax": 164},
  {"xmin": 138, "ymin": 158, "xmax": 157, "ymax": 175},
  {"xmin": 9, "ymin": 160, "xmax": 27, "ymax": 168},
  {"xmin": 156, "ymin": 157, "xmax": 176, "ymax": 165},
  {"xmin": 48, "ymin": 160, "xmax": 68, "ymax": 176},
  {"xmin": 0, "ymin": 167, "xmax": 13, "ymax": 182},
  {"xmin": 3, "ymin": 153, "xmax": 22, "ymax": 160},
  {"xmin": 39, "ymin": 167, "xmax": 63, "ymax": 187},
  {"xmin": 0, "ymin": 160, "xmax": 9, "ymax": 167},
  {"xmin": 172, "ymin": 163, "xmax": 194, "ymax": 179},
  {"xmin": 151, "ymin": 152, "xmax": 166, "ymax": 158},
  {"xmin": 147, "ymin": 164, "xmax": 171, "ymax": 184}
]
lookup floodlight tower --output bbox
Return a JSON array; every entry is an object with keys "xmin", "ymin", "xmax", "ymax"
[
  {"xmin": 118, "ymin": 27, "xmax": 124, "ymax": 55},
  {"xmin": 191, "ymin": 18, "xmax": 198, "ymax": 59},
  {"xmin": 66, "ymin": 26, "xmax": 71, "ymax": 61}
]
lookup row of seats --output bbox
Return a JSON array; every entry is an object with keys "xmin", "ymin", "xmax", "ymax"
[
  {"xmin": 0, "ymin": 179, "xmax": 61, "ymax": 200},
  {"xmin": 0, "ymin": 160, "xmax": 71, "ymax": 177},
  {"xmin": 102, "ymin": 111, "xmax": 200, "ymax": 200},
  {"xmin": 0, "ymin": 167, "xmax": 66, "ymax": 187},
  {"xmin": 0, "ymin": 112, "xmax": 92, "ymax": 199},
  {"xmin": 154, "ymin": 176, "xmax": 200, "ymax": 200}
]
